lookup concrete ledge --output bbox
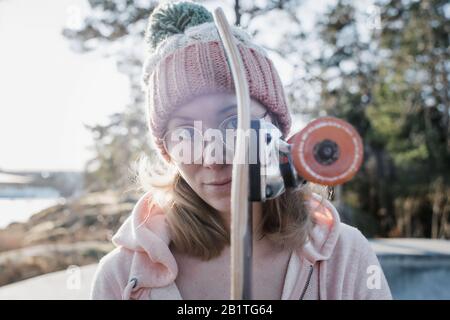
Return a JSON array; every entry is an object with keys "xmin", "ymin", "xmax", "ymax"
[
  {"xmin": 0, "ymin": 264, "xmax": 97, "ymax": 300},
  {"xmin": 370, "ymin": 238, "xmax": 450, "ymax": 256}
]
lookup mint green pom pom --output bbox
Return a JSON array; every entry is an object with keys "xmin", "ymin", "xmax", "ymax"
[{"xmin": 146, "ymin": 1, "xmax": 213, "ymax": 50}]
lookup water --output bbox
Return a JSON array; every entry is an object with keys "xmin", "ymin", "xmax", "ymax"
[
  {"xmin": 0, "ymin": 198, "xmax": 60, "ymax": 229},
  {"xmin": 379, "ymin": 255, "xmax": 450, "ymax": 299}
]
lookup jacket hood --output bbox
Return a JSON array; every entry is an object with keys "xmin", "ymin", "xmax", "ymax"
[
  {"xmin": 112, "ymin": 192, "xmax": 178, "ymax": 291},
  {"xmin": 111, "ymin": 190, "xmax": 341, "ymax": 296},
  {"xmin": 299, "ymin": 193, "xmax": 341, "ymax": 264}
]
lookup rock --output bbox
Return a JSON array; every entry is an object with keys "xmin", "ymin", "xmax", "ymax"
[
  {"xmin": 0, "ymin": 241, "xmax": 113, "ymax": 286},
  {"xmin": 0, "ymin": 191, "xmax": 137, "ymax": 285}
]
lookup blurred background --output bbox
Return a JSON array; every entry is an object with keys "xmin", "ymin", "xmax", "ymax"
[{"xmin": 0, "ymin": 0, "xmax": 449, "ymax": 299}]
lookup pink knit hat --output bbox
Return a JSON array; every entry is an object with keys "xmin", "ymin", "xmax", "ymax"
[{"xmin": 141, "ymin": 1, "xmax": 292, "ymax": 163}]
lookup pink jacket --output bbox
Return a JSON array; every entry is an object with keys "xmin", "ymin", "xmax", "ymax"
[{"xmin": 90, "ymin": 191, "xmax": 392, "ymax": 300}]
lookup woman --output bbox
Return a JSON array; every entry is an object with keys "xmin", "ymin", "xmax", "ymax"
[{"xmin": 90, "ymin": 1, "xmax": 392, "ymax": 300}]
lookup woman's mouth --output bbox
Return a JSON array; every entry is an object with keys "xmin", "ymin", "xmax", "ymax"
[{"xmin": 204, "ymin": 178, "xmax": 232, "ymax": 192}]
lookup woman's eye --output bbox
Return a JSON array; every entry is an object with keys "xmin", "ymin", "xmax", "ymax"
[
  {"xmin": 174, "ymin": 127, "xmax": 196, "ymax": 140},
  {"xmin": 224, "ymin": 116, "xmax": 238, "ymax": 130},
  {"xmin": 223, "ymin": 113, "xmax": 266, "ymax": 130}
]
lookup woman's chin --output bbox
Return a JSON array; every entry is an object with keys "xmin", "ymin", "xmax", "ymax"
[{"xmin": 207, "ymin": 197, "xmax": 231, "ymax": 214}]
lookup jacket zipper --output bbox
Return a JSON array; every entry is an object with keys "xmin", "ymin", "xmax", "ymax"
[{"xmin": 299, "ymin": 265, "xmax": 314, "ymax": 300}]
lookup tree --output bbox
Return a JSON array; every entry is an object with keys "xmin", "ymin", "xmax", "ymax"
[
  {"xmin": 63, "ymin": 0, "xmax": 156, "ymax": 192},
  {"xmin": 371, "ymin": 0, "xmax": 450, "ymax": 237}
]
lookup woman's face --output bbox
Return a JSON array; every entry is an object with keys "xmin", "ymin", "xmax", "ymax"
[{"xmin": 164, "ymin": 92, "xmax": 272, "ymax": 215}]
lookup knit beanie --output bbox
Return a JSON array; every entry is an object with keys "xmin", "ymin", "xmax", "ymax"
[{"xmin": 141, "ymin": 1, "xmax": 292, "ymax": 163}]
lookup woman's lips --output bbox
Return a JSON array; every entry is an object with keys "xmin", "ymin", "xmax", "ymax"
[
  {"xmin": 204, "ymin": 178, "xmax": 232, "ymax": 192},
  {"xmin": 205, "ymin": 178, "xmax": 232, "ymax": 185}
]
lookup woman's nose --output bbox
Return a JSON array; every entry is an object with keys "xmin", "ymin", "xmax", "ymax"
[{"xmin": 202, "ymin": 138, "xmax": 229, "ymax": 169}]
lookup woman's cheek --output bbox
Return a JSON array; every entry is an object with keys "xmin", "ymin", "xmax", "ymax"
[{"xmin": 178, "ymin": 164, "xmax": 202, "ymax": 192}]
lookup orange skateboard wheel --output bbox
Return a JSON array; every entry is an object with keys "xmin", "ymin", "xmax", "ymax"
[{"xmin": 287, "ymin": 117, "xmax": 363, "ymax": 186}]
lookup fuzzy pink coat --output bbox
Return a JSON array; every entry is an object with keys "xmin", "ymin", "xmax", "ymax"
[{"xmin": 90, "ymin": 191, "xmax": 392, "ymax": 300}]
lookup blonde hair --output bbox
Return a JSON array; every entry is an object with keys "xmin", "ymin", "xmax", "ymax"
[{"xmin": 135, "ymin": 146, "xmax": 330, "ymax": 261}]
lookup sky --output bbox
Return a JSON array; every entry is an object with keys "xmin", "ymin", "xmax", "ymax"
[
  {"xmin": 0, "ymin": 0, "xmax": 130, "ymax": 171},
  {"xmin": 0, "ymin": 0, "xmax": 344, "ymax": 172}
]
